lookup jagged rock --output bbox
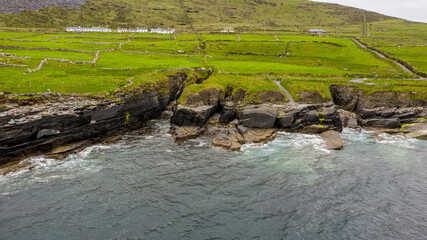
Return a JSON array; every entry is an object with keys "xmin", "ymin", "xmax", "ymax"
[
  {"xmin": 172, "ymin": 104, "xmax": 217, "ymax": 127},
  {"xmin": 242, "ymin": 128, "xmax": 277, "ymax": 144},
  {"xmin": 240, "ymin": 107, "xmax": 278, "ymax": 128},
  {"xmin": 321, "ymin": 130, "xmax": 343, "ymax": 150},
  {"xmin": 37, "ymin": 129, "xmax": 60, "ymax": 139},
  {"xmin": 170, "ymin": 126, "xmax": 206, "ymax": 143},
  {"xmin": 360, "ymin": 118, "xmax": 401, "ymax": 128}
]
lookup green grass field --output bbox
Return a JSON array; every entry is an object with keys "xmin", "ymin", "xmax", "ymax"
[{"xmin": 0, "ymin": 29, "xmax": 425, "ymax": 101}]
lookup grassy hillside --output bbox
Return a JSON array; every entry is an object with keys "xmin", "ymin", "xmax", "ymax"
[{"xmin": 0, "ymin": 0, "xmax": 394, "ymax": 32}]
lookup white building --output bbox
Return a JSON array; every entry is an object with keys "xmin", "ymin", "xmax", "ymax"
[
  {"xmin": 129, "ymin": 27, "xmax": 148, "ymax": 33},
  {"xmin": 118, "ymin": 28, "xmax": 128, "ymax": 33},
  {"xmin": 66, "ymin": 27, "xmax": 112, "ymax": 33},
  {"xmin": 151, "ymin": 28, "xmax": 175, "ymax": 34},
  {"xmin": 309, "ymin": 29, "xmax": 326, "ymax": 34},
  {"xmin": 221, "ymin": 27, "xmax": 235, "ymax": 33}
]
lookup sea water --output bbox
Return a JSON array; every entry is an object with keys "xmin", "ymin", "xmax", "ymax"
[{"xmin": 1, "ymin": 119, "xmax": 426, "ymax": 239}]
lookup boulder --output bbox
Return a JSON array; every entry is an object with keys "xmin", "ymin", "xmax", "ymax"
[
  {"xmin": 320, "ymin": 130, "xmax": 344, "ymax": 150},
  {"xmin": 240, "ymin": 107, "xmax": 278, "ymax": 129},
  {"xmin": 170, "ymin": 126, "xmax": 206, "ymax": 143},
  {"xmin": 278, "ymin": 113, "xmax": 293, "ymax": 129},
  {"xmin": 347, "ymin": 118, "xmax": 358, "ymax": 128},
  {"xmin": 172, "ymin": 104, "xmax": 217, "ymax": 126}
]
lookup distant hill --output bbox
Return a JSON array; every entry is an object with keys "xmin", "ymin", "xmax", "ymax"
[
  {"xmin": 0, "ymin": 0, "xmax": 89, "ymax": 14},
  {"xmin": 0, "ymin": 0, "xmax": 395, "ymax": 32}
]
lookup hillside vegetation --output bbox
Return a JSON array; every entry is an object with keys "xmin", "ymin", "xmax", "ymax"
[{"xmin": 0, "ymin": 0, "xmax": 393, "ymax": 32}]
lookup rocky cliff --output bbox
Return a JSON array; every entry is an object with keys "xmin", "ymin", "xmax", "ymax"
[{"xmin": 0, "ymin": 72, "xmax": 188, "ymax": 166}]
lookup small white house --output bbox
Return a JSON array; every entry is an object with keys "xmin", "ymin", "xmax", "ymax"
[
  {"xmin": 151, "ymin": 28, "xmax": 175, "ymax": 34},
  {"xmin": 129, "ymin": 27, "xmax": 148, "ymax": 33},
  {"xmin": 118, "ymin": 28, "xmax": 128, "ymax": 33},
  {"xmin": 309, "ymin": 29, "xmax": 326, "ymax": 34},
  {"xmin": 221, "ymin": 27, "xmax": 235, "ymax": 33},
  {"xmin": 66, "ymin": 27, "xmax": 112, "ymax": 33}
]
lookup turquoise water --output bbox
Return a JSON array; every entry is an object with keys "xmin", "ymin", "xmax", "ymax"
[{"xmin": 1, "ymin": 119, "xmax": 426, "ymax": 239}]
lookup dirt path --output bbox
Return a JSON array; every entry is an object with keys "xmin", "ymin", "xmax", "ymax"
[
  {"xmin": 353, "ymin": 38, "xmax": 421, "ymax": 77},
  {"xmin": 274, "ymin": 80, "xmax": 294, "ymax": 103}
]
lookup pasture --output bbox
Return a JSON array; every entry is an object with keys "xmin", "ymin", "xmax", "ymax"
[{"xmin": 0, "ymin": 29, "xmax": 424, "ymax": 98}]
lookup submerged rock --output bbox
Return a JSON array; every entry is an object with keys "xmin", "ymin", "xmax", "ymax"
[
  {"xmin": 242, "ymin": 128, "xmax": 277, "ymax": 144},
  {"xmin": 320, "ymin": 130, "xmax": 343, "ymax": 150},
  {"xmin": 170, "ymin": 126, "xmax": 206, "ymax": 143}
]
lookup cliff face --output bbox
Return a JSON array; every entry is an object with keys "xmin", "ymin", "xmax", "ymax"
[
  {"xmin": 0, "ymin": 0, "xmax": 89, "ymax": 14},
  {"xmin": 0, "ymin": 72, "xmax": 188, "ymax": 165}
]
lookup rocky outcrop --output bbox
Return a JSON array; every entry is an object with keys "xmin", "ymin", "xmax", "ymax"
[
  {"xmin": 277, "ymin": 105, "xmax": 342, "ymax": 133},
  {"xmin": 330, "ymin": 85, "xmax": 426, "ymax": 130}
]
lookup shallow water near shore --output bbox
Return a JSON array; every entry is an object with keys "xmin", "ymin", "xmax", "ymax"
[{"xmin": 1, "ymin": 119, "xmax": 426, "ymax": 239}]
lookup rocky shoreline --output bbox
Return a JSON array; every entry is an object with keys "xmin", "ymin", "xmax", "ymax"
[
  {"xmin": 168, "ymin": 84, "xmax": 426, "ymax": 151},
  {"xmin": 1, "ymin": 74, "xmax": 426, "ymax": 175}
]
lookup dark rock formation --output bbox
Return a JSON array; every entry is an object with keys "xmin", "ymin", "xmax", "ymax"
[
  {"xmin": 0, "ymin": 72, "xmax": 189, "ymax": 165},
  {"xmin": 172, "ymin": 104, "xmax": 217, "ymax": 127},
  {"xmin": 277, "ymin": 105, "xmax": 342, "ymax": 133},
  {"xmin": 330, "ymin": 85, "xmax": 426, "ymax": 130},
  {"xmin": 239, "ymin": 107, "xmax": 278, "ymax": 129},
  {"xmin": 330, "ymin": 85, "xmax": 364, "ymax": 111}
]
